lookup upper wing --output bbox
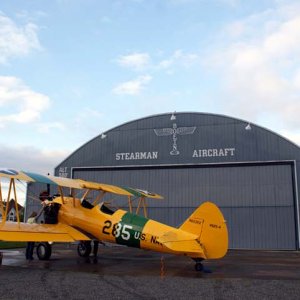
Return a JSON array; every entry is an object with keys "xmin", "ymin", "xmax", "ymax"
[
  {"xmin": 79, "ymin": 181, "xmax": 163, "ymax": 199},
  {"xmin": 0, "ymin": 169, "xmax": 82, "ymax": 189},
  {"xmin": 78, "ymin": 181, "xmax": 133, "ymax": 196},
  {"xmin": 0, "ymin": 222, "xmax": 90, "ymax": 242},
  {"xmin": 123, "ymin": 187, "xmax": 163, "ymax": 199},
  {"xmin": 0, "ymin": 168, "xmax": 163, "ymax": 198}
]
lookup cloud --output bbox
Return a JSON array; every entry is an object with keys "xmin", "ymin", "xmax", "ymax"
[
  {"xmin": 73, "ymin": 107, "xmax": 103, "ymax": 135},
  {"xmin": 168, "ymin": 0, "xmax": 239, "ymax": 6},
  {"xmin": 36, "ymin": 122, "xmax": 66, "ymax": 133},
  {"xmin": 207, "ymin": 2, "xmax": 300, "ymax": 128},
  {"xmin": 0, "ymin": 145, "xmax": 69, "ymax": 175},
  {"xmin": 0, "ymin": 76, "xmax": 50, "ymax": 127},
  {"xmin": 0, "ymin": 12, "xmax": 41, "ymax": 64},
  {"xmin": 113, "ymin": 75, "xmax": 152, "ymax": 95},
  {"xmin": 279, "ymin": 130, "xmax": 300, "ymax": 147},
  {"xmin": 157, "ymin": 49, "xmax": 200, "ymax": 70},
  {"xmin": 116, "ymin": 53, "xmax": 151, "ymax": 71},
  {"xmin": 0, "ymin": 145, "xmax": 71, "ymax": 205},
  {"xmin": 113, "ymin": 50, "xmax": 200, "ymax": 93},
  {"xmin": 116, "ymin": 50, "xmax": 200, "ymax": 73}
]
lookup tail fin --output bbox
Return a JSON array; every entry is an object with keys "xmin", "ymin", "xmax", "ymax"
[{"xmin": 180, "ymin": 202, "xmax": 228, "ymax": 259}]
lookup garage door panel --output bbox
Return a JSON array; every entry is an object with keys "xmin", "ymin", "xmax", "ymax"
[
  {"xmin": 275, "ymin": 206, "xmax": 297, "ymax": 249},
  {"xmin": 74, "ymin": 163, "xmax": 296, "ymax": 250}
]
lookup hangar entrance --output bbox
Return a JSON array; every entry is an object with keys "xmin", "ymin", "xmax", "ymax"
[{"xmin": 73, "ymin": 162, "xmax": 297, "ymax": 250}]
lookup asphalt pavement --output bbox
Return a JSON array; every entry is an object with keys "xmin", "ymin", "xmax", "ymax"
[{"xmin": 0, "ymin": 244, "xmax": 299, "ymax": 300}]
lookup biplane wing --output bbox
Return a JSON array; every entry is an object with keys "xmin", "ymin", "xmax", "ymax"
[
  {"xmin": 0, "ymin": 169, "xmax": 82, "ymax": 189},
  {"xmin": 0, "ymin": 222, "xmax": 90, "ymax": 242},
  {"xmin": 77, "ymin": 181, "xmax": 162, "ymax": 198},
  {"xmin": 0, "ymin": 168, "xmax": 163, "ymax": 199}
]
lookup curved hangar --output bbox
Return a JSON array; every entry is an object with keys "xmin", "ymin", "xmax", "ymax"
[{"xmin": 54, "ymin": 112, "xmax": 300, "ymax": 250}]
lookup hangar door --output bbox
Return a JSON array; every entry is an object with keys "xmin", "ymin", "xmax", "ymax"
[{"xmin": 74, "ymin": 163, "xmax": 297, "ymax": 250}]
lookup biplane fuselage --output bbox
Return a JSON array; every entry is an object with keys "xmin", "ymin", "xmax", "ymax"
[{"xmin": 58, "ymin": 197, "xmax": 197, "ymax": 257}]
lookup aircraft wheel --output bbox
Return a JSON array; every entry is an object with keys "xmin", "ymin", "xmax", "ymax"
[
  {"xmin": 195, "ymin": 262, "xmax": 204, "ymax": 272},
  {"xmin": 77, "ymin": 241, "xmax": 92, "ymax": 257},
  {"xmin": 36, "ymin": 242, "xmax": 52, "ymax": 260}
]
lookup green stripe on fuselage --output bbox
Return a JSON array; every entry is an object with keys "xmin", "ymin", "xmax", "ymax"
[{"xmin": 115, "ymin": 212, "xmax": 148, "ymax": 248}]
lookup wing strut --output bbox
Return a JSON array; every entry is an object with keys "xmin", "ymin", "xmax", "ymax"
[
  {"xmin": 136, "ymin": 196, "xmax": 148, "ymax": 218},
  {"xmin": 128, "ymin": 196, "xmax": 133, "ymax": 213},
  {"xmin": 1, "ymin": 178, "xmax": 20, "ymax": 225},
  {"xmin": 92, "ymin": 190, "xmax": 106, "ymax": 206}
]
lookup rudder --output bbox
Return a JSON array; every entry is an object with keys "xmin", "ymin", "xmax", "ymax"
[{"xmin": 180, "ymin": 202, "xmax": 228, "ymax": 259}]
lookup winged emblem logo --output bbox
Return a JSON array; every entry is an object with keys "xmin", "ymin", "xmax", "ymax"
[{"xmin": 154, "ymin": 123, "xmax": 196, "ymax": 155}]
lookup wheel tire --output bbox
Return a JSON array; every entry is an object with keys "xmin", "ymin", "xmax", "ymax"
[
  {"xmin": 195, "ymin": 262, "xmax": 204, "ymax": 272},
  {"xmin": 77, "ymin": 241, "xmax": 92, "ymax": 257},
  {"xmin": 36, "ymin": 242, "xmax": 52, "ymax": 260}
]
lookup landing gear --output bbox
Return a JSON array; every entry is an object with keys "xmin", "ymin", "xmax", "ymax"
[
  {"xmin": 194, "ymin": 262, "xmax": 204, "ymax": 272},
  {"xmin": 193, "ymin": 258, "xmax": 204, "ymax": 272},
  {"xmin": 77, "ymin": 241, "xmax": 92, "ymax": 257},
  {"xmin": 36, "ymin": 242, "xmax": 52, "ymax": 260}
]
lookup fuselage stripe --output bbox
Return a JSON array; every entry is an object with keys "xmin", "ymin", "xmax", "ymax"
[{"xmin": 115, "ymin": 212, "xmax": 149, "ymax": 248}]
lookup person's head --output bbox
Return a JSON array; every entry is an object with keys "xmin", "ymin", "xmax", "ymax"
[
  {"xmin": 39, "ymin": 190, "xmax": 49, "ymax": 202},
  {"xmin": 29, "ymin": 211, "xmax": 37, "ymax": 218}
]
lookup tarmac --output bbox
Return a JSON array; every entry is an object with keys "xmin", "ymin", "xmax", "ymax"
[{"xmin": 0, "ymin": 243, "xmax": 300, "ymax": 299}]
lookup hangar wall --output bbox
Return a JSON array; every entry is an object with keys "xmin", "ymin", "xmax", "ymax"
[
  {"xmin": 73, "ymin": 162, "xmax": 296, "ymax": 250},
  {"xmin": 27, "ymin": 112, "xmax": 300, "ymax": 250}
]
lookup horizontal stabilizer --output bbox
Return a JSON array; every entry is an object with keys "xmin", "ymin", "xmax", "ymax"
[
  {"xmin": 158, "ymin": 230, "xmax": 205, "ymax": 257},
  {"xmin": 0, "ymin": 222, "xmax": 90, "ymax": 242}
]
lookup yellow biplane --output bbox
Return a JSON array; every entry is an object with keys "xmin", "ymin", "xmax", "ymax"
[{"xmin": 0, "ymin": 169, "xmax": 228, "ymax": 271}]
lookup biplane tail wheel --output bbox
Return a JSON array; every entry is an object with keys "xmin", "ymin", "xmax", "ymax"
[
  {"xmin": 36, "ymin": 242, "xmax": 52, "ymax": 260},
  {"xmin": 195, "ymin": 262, "xmax": 204, "ymax": 272},
  {"xmin": 77, "ymin": 241, "xmax": 92, "ymax": 257}
]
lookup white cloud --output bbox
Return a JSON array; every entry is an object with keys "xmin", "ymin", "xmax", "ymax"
[
  {"xmin": 0, "ymin": 12, "xmax": 41, "ymax": 64},
  {"xmin": 113, "ymin": 75, "xmax": 152, "ymax": 95},
  {"xmin": 113, "ymin": 49, "xmax": 199, "ymax": 97},
  {"xmin": 0, "ymin": 145, "xmax": 69, "ymax": 175},
  {"xmin": 207, "ymin": 2, "xmax": 300, "ymax": 129},
  {"xmin": 116, "ymin": 50, "xmax": 200, "ymax": 74},
  {"xmin": 0, "ymin": 76, "xmax": 50, "ymax": 127},
  {"xmin": 116, "ymin": 53, "xmax": 151, "ymax": 71},
  {"xmin": 293, "ymin": 69, "xmax": 300, "ymax": 89},
  {"xmin": 0, "ymin": 145, "xmax": 70, "ymax": 206},
  {"xmin": 158, "ymin": 49, "xmax": 199, "ymax": 70},
  {"xmin": 82, "ymin": 107, "xmax": 103, "ymax": 118},
  {"xmin": 73, "ymin": 107, "xmax": 103, "ymax": 133},
  {"xmin": 168, "ymin": 0, "xmax": 239, "ymax": 6},
  {"xmin": 279, "ymin": 130, "xmax": 300, "ymax": 147},
  {"xmin": 37, "ymin": 122, "xmax": 66, "ymax": 133}
]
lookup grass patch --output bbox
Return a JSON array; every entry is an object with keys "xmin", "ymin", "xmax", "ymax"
[{"xmin": 0, "ymin": 242, "xmax": 26, "ymax": 249}]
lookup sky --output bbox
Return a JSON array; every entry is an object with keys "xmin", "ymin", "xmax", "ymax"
[{"xmin": 0, "ymin": 0, "xmax": 300, "ymax": 180}]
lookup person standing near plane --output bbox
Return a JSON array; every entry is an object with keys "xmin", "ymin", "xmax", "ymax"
[
  {"xmin": 38, "ymin": 190, "xmax": 60, "ymax": 224},
  {"xmin": 25, "ymin": 211, "xmax": 37, "ymax": 260}
]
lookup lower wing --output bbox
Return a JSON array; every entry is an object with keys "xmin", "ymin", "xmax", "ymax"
[{"xmin": 0, "ymin": 222, "xmax": 90, "ymax": 242}]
